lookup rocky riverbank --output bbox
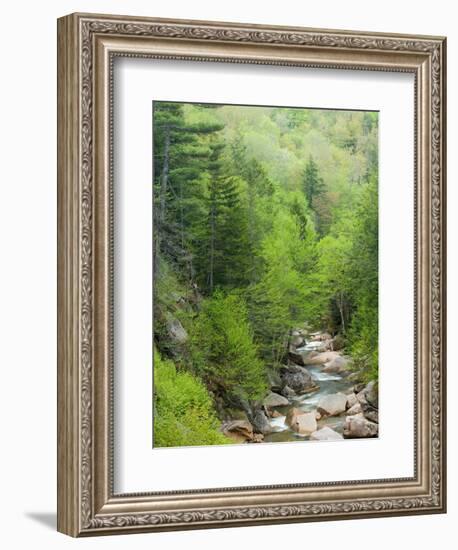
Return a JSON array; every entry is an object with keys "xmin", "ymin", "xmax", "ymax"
[{"xmin": 221, "ymin": 328, "xmax": 379, "ymax": 444}]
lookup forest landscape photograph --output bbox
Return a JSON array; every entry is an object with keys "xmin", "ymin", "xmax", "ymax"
[{"xmin": 152, "ymin": 101, "xmax": 379, "ymax": 447}]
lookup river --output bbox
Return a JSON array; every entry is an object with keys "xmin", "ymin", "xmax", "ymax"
[{"xmin": 264, "ymin": 342, "xmax": 354, "ymax": 443}]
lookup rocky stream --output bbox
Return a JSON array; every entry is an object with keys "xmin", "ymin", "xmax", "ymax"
[{"xmin": 221, "ymin": 329, "xmax": 379, "ymax": 444}]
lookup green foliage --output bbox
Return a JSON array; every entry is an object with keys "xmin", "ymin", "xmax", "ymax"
[
  {"xmin": 345, "ymin": 179, "xmax": 378, "ymax": 381},
  {"xmin": 247, "ymin": 194, "xmax": 317, "ymax": 365},
  {"xmin": 190, "ymin": 291, "xmax": 267, "ymax": 403},
  {"xmin": 347, "ymin": 299, "xmax": 378, "ymax": 383},
  {"xmin": 308, "ymin": 178, "xmax": 378, "ymax": 380},
  {"xmin": 154, "ymin": 348, "xmax": 230, "ymax": 447}
]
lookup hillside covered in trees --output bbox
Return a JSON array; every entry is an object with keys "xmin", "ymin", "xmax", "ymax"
[{"xmin": 153, "ymin": 101, "xmax": 379, "ymax": 447}]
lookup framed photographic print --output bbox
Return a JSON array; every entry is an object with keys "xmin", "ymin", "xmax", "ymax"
[{"xmin": 57, "ymin": 13, "xmax": 446, "ymax": 536}]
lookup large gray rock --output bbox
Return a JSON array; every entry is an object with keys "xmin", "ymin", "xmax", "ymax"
[
  {"xmin": 343, "ymin": 415, "xmax": 379, "ymax": 438},
  {"xmin": 290, "ymin": 334, "xmax": 305, "ymax": 348},
  {"xmin": 291, "ymin": 411, "xmax": 317, "ymax": 435},
  {"xmin": 317, "ymin": 393, "xmax": 347, "ymax": 417},
  {"xmin": 280, "ymin": 365, "xmax": 318, "ymax": 394},
  {"xmin": 221, "ymin": 420, "xmax": 254, "ymax": 443},
  {"xmin": 323, "ymin": 355, "xmax": 350, "ymax": 374},
  {"xmin": 288, "ymin": 350, "xmax": 310, "ymax": 366},
  {"xmin": 356, "ymin": 389, "xmax": 368, "ymax": 405},
  {"xmin": 365, "ymin": 380, "xmax": 379, "ymax": 407},
  {"xmin": 356, "ymin": 381, "xmax": 379, "ymax": 409},
  {"xmin": 263, "ymin": 392, "xmax": 289, "ymax": 408},
  {"xmin": 362, "ymin": 404, "xmax": 379, "ymax": 424},
  {"xmin": 251, "ymin": 409, "xmax": 273, "ymax": 435},
  {"xmin": 346, "ymin": 393, "xmax": 358, "ymax": 409},
  {"xmin": 310, "ymin": 427, "xmax": 344, "ymax": 441},
  {"xmin": 345, "ymin": 402, "xmax": 362, "ymax": 415},
  {"xmin": 280, "ymin": 385, "xmax": 296, "ymax": 399},
  {"xmin": 166, "ymin": 318, "xmax": 188, "ymax": 345}
]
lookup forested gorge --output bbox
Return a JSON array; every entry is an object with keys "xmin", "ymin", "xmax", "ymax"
[{"xmin": 153, "ymin": 102, "xmax": 379, "ymax": 446}]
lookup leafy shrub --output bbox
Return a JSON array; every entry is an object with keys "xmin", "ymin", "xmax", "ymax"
[
  {"xmin": 190, "ymin": 291, "xmax": 267, "ymax": 403},
  {"xmin": 154, "ymin": 349, "xmax": 230, "ymax": 447}
]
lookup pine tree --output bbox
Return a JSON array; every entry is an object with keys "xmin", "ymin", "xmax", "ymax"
[
  {"xmin": 303, "ymin": 155, "xmax": 325, "ymax": 210},
  {"xmin": 153, "ymin": 102, "xmax": 223, "ymax": 279},
  {"xmin": 196, "ymin": 137, "xmax": 251, "ymax": 292},
  {"xmin": 302, "ymin": 155, "xmax": 327, "ymax": 234}
]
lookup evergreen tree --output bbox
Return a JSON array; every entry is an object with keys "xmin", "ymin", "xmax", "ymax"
[
  {"xmin": 304, "ymin": 156, "xmax": 325, "ymax": 208},
  {"xmin": 153, "ymin": 102, "xmax": 223, "ymax": 279},
  {"xmin": 303, "ymin": 155, "xmax": 325, "ymax": 209},
  {"xmin": 195, "ymin": 137, "xmax": 251, "ymax": 292},
  {"xmin": 302, "ymin": 155, "xmax": 328, "ymax": 234}
]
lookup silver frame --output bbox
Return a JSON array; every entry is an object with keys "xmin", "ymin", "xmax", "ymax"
[{"xmin": 57, "ymin": 12, "xmax": 446, "ymax": 536}]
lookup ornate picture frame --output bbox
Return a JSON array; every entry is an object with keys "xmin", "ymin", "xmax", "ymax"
[{"xmin": 57, "ymin": 12, "xmax": 446, "ymax": 536}]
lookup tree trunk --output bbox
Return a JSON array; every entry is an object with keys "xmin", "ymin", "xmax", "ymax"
[
  {"xmin": 248, "ymin": 185, "xmax": 256, "ymax": 282},
  {"xmin": 179, "ymin": 178, "xmax": 184, "ymax": 251},
  {"xmin": 154, "ymin": 125, "xmax": 171, "ymax": 274},
  {"xmin": 159, "ymin": 126, "xmax": 170, "ymax": 225},
  {"xmin": 339, "ymin": 291, "xmax": 346, "ymax": 333},
  {"xmin": 209, "ymin": 199, "xmax": 216, "ymax": 293}
]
